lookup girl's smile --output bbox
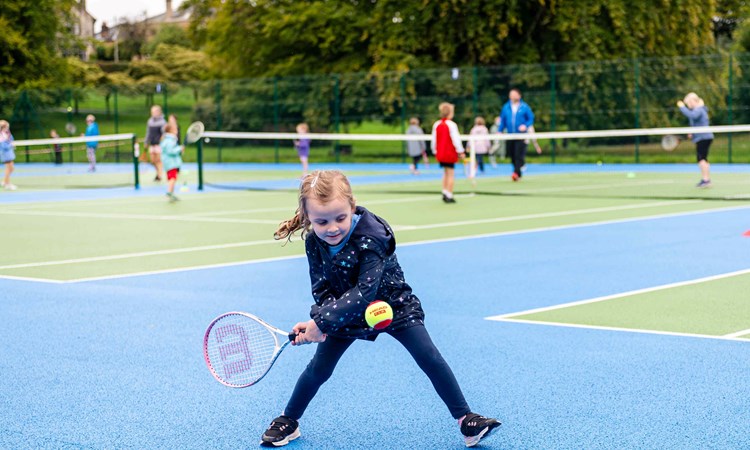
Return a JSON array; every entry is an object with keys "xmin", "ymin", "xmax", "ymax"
[{"xmin": 306, "ymin": 196, "xmax": 355, "ymax": 246}]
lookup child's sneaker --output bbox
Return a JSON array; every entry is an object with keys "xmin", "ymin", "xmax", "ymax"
[
  {"xmin": 2, "ymin": 183, "xmax": 17, "ymax": 191},
  {"xmin": 511, "ymin": 172, "xmax": 520, "ymax": 182},
  {"xmin": 696, "ymin": 179, "xmax": 711, "ymax": 188},
  {"xmin": 166, "ymin": 193, "xmax": 179, "ymax": 202},
  {"xmin": 260, "ymin": 415, "xmax": 300, "ymax": 447},
  {"xmin": 460, "ymin": 412, "xmax": 500, "ymax": 447}
]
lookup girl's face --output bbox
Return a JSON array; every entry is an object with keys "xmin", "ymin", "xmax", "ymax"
[{"xmin": 306, "ymin": 196, "xmax": 355, "ymax": 246}]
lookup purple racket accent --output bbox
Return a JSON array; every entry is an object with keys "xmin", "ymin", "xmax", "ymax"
[{"xmin": 203, "ymin": 312, "xmax": 292, "ymax": 388}]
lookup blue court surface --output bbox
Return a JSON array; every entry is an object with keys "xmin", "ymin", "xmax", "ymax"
[{"xmin": 1, "ymin": 163, "xmax": 749, "ymax": 449}]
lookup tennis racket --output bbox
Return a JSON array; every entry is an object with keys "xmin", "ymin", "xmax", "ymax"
[
  {"xmin": 203, "ymin": 312, "xmax": 299, "ymax": 388},
  {"xmin": 185, "ymin": 121, "xmax": 205, "ymax": 145},
  {"xmin": 661, "ymin": 134, "xmax": 680, "ymax": 151}
]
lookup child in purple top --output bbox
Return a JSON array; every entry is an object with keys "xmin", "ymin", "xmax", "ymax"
[{"xmin": 294, "ymin": 123, "xmax": 311, "ymax": 176}]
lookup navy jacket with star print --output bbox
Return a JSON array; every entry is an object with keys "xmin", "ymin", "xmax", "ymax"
[{"xmin": 307, "ymin": 206, "xmax": 425, "ymax": 340}]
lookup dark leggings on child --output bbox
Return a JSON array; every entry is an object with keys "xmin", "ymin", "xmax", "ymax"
[{"xmin": 283, "ymin": 324, "xmax": 471, "ymax": 420}]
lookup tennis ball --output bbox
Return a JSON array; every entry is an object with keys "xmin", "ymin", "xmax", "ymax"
[
  {"xmin": 66, "ymin": 106, "xmax": 72, "ymax": 112},
  {"xmin": 365, "ymin": 300, "xmax": 393, "ymax": 330}
]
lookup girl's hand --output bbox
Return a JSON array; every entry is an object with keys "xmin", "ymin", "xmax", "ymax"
[
  {"xmin": 291, "ymin": 320, "xmax": 326, "ymax": 345},
  {"xmin": 518, "ymin": 124, "xmax": 527, "ymax": 132},
  {"xmin": 677, "ymin": 101, "xmax": 685, "ymax": 108}
]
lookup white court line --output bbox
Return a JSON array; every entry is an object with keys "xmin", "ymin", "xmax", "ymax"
[
  {"xmin": 509, "ymin": 179, "xmax": 674, "ymax": 194},
  {"xmin": 0, "ymin": 274, "xmax": 66, "ymax": 284},
  {"xmin": 489, "ymin": 319, "xmax": 750, "ymax": 343},
  {"xmin": 5, "ymin": 202, "xmax": 750, "ymax": 282},
  {"xmin": 724, "ymin": 328, "xmax": 750, "ymax": 338},
  {"xmin": 485, "ymin": 267, "xmax": 750, "ymax": 321},
  {"xmin": 0, "ymin": 209, "xmax": 281, "ymax": 225},
  {"xmin": 392, "ymin": 200, "xmax": 698, "ymax": 231},
  {"xmin": 0, "ymin": 239, "xmax": 279, "ymax": 270}
]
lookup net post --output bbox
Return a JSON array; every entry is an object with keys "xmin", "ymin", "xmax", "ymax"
[
  {"xmin": 634, "ymin": 57, "xmax": 641, "ymax": 163},
  {"xmin": 550, "ymin": 63, "xmax": 557, "ymax": 164},
  {"xmin": 728, "ymin": 53, "xmax": 733, "ymax": 164},
  {"xmin": 273, "ymin": 77, "xmax": 279, "ymax": 164},
  {"xmin": 400, "ymin": 73, "xmax": 407, "ymax": 163},
  {"xmin": 197, "ymin": 137, "xmax": 204, "ymax": 191},
  {"xmin": 132, "ymin": 134, "xmax": 140, "ymax": 190}
]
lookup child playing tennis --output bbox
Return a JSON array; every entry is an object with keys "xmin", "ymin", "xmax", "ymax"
[
  {"xmin": 160, "ymin": 122, "xmax": 183, "ymax": 202},
  {"xmin": 294, "ymin": 123, "xmax": 311, "ymax": 176},
  {"xmin": 431, "ymin": 102, "xmax": 465, "ymax": 203},
  {"xmin": 0, "ymin": 120, "xmax": 17, "ymax": 190},
  {"xmin": 264, "ymin": 170, "xmax": 499, "ymax": 448},
  {"xmin": 84, "ymin": 114, "xmax": 99, "ymax": 172},
  {"xmin": 677, "ymin": 92, "xmax": 714, "ymax": 188}
]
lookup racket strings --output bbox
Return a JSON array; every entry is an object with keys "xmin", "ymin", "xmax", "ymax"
[{"xmin": 205, "ymin": 315, "xmax": 279, "ymax": 386}]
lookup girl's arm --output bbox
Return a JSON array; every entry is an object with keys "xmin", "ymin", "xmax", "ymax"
[
  {"xmin": 310, "ymin": 250, "xmax": 385, "ymax": 334},
  {"xmin": 679, "ymin": 105, "xmax": 704, "ymax": 121}
]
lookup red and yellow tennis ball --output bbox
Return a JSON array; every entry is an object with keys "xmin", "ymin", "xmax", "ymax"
[{"xmin": 365, "ymin": 300, "xmax": 393, "ymax": 330}]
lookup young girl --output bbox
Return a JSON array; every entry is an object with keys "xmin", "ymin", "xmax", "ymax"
[
  {"xmin": 265, "ymin": 170, "xmax": 499, "ymax": 448},
  {"xmin": 469, "ymin": 117, "xmax": 491, "ymax": 174},
  {"xmin": 431, "ymin": 103, "xmax": 465, "ymax": 203},
  {"xmin": 160, "ymin": 123, "xmax": 183, "ymax": 202},
  {"xmin": 84, "ymin": 114, "xmax": 99, "ymax": 172},
  {"xmin": 0, "ymin": 120, "xmax": 17, "ymax": 190},
  {"xmin": 677, "ymin": 92, "xmax": 714, "ymax": 187},
  {"xmin": 406, "ymin": 117, "xmax": 426, "ymax": 174},
  {"xmin": 294, "ymin": 123, "xmax": 311, "ymax": 176}
]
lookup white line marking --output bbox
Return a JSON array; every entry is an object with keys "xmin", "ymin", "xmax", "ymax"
[
  {"xmin": 7, "ymin": 202, "xmax": 750, "ymax": 283},
  {"xmin": 486, "ymin": 267, "xmax": 750, "ymax": 320},
  {"xmin": 0, "ymin": 239, "xmax": 279, "ymax": 270},
  {"xmin": 0, "ymin": 274, "xmax": 66, "ymax": 284},
  {"xmin": 0, "ymin": 209, "xmax": 281, "ymax": 225},
  {"xmin": 489, "ymin": 318, "xmax": 750, "ymax": 343},
  {"xmin": 509, "ymin": 179, "xmax": 674, "ymax": 194},
  {"xmin": 64, "ymin": 254, "xmax": 305, "ymax": 283},
  {"xmin": 724, "ymin": 328, "xmax": 750, "ymax": 338},
  {"xmin": 392, "ymin": 200, "xmax": 697, "ymax": 231}
]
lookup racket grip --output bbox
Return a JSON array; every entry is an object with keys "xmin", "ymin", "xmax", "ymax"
[{"xmin": 288, "ymin": 332, "xmax": 296, "ymax": 342}]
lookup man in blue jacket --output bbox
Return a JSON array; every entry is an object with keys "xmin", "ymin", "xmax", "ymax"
[{"xmin": 499, "ymin": 88, "xmax": 535, "ymax": 181}]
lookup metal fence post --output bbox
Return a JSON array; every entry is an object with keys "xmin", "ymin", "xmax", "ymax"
[
  {"xmin": 728, "ymin": 53, "xmax": 733, "ymax": 164},
  {"xmin": 273, "ymin": 77, "xmax": 280, "ymax": 164},
  {"xmin": 215, "ymin": 81, "xmax": 222, "ymax": 162},
  {"xmin": 634, "ymin": 58, "xmax": 640, "ymax": 163},
  {"xmin": 550, "ymin": 63, "xmax": 557, "ymax": 164},
  {"xmin": 400, "ymin": 73, "xmax": 407, "ymax": 163},
  {"xmin": 334, "ymin": 75, "xmax": 341, "ymax": 163}
]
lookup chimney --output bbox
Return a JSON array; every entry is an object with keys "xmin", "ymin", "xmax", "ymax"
[{"xmin": 166, "ymin": 0, "xmax": 173, "ymax": 19}]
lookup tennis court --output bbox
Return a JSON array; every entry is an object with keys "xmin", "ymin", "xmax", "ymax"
[{"xmin": 1, "ymin": 161, "xmax": 749, "ymax": 449}]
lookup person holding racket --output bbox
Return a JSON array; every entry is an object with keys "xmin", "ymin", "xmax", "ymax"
[
  {"xmin": 677, "ymin": 92, "xmax": 714, "ymax": 188},
  {"xmin": 263, "ymin": 170, "xmax": 499, "ymax": 447}
]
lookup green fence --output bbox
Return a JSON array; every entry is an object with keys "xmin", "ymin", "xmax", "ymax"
[{"xmin": 2, "ymin": 53, "xmax": 750, "ymax": 163}]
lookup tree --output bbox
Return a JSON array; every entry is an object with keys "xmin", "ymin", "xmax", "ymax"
[
  {"xmin": 0, "ymin": 0, "xmax": 78, "ymax": 89},
  {"xmin": 145, "ymin": 25, "xmax": 193, "ymax": 55}
]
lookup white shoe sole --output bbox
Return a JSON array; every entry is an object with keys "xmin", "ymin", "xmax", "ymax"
[
  {"xmin": 261, "ymin": 428, "xmax": 300, "ymax": 447},
  {"xmin": 464, "ymin": 424, "xmax": 499, "ymax": 447}
]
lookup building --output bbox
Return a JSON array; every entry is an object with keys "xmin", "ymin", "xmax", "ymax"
[{"xmin": 71, "ymin": 0, "xmax": 96, "ymax": 61}]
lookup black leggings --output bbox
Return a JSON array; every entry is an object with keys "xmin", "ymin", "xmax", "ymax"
[
  {"xmin": 283, "ymin": 325, "xmax": 471, "ymax": 420},
  {"xmin": 508, "ymin": 140, "xmax": 527, "ymax": 176}
]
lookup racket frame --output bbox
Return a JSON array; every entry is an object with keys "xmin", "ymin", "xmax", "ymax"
[
  {"xmin": 203, "ymin": 311, "xmax": 295, "ymax": 388},
  {"xmin": 185, "ymin": 121, "xmax": 205, "ymax": 145}
]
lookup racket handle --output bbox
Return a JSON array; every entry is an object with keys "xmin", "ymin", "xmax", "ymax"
[{"xmin": 288, "ymin": 329, "xmax": 305, "ymax": 342}]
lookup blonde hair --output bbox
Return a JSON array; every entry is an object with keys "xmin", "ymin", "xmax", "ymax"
[
  {"xmin": 439, "ymin": 102, "xmax": 454, "ymax": 118},
  {"xmin": 151, "ymin": 105, "xmax": 163, "ymax": 116},
  {"xmin": 0, "ymin": 120, "xmax": 9, "ymax": 132},
  {"xmin": 296, "ymin": 122, "xmax": 309, "ymax": 133},
  {"xmin": 684, "ymin": 92, "xmax": 705, "ymax": 108},
  {"xmin": 474, "ymin": 116, "xmax": 485, "ymax": 126},
  {"xmin": 409, "ymin": 117, "xmax": 420, "ymax": 125},
  {"xmin": 275, "ymin": 170, "xmax": 356, "ymax": 242},
  {"xmin": 86, "ymin": 114, "xmax": 95, "ymax": 122}
]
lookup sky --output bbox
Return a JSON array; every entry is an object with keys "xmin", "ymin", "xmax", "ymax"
[{"xmin": 85, "ymin": 0, "xmax": 186, "ymax": 31}]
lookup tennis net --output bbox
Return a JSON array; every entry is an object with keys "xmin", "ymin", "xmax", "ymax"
[{"xmin": 10, "ymin": 133, "xmax": 141, "ymax": 189}]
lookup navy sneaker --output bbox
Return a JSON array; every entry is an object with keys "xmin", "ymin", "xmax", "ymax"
[
  {"xmin": 696, "ymin": 179, "xmax": 711, "ymax": 188},
  {"xmin": 461, "ymin": 412, "xmax": 501, "ymax": 447},
  {"xmin": 260, "ymin": 415, "xmax": 300, "ymax": 447}
]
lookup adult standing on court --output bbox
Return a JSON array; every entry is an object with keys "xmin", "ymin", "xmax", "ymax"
[
  {"xmin": 499, "ymin": 88, "xmax": 535, "ymax": 181},
  {"xmin": 145, "ymin": 105, "xmax": 167, "ymax": 181},
  {"xmin": 677, "ymin": 92, "xmax": 714, "ymax": 188},
  {"xmin": 406, "ymin": 117, "xmax": 426, "ymax": 175}
]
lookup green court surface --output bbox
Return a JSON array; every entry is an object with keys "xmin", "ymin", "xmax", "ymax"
[
  {"xmin": 498, "ymin": 271, "xmax": 750, "ymax": 340},
  {"xmin": 1, "ymin": 168, "xmax": 748, "ymax": 282}
]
